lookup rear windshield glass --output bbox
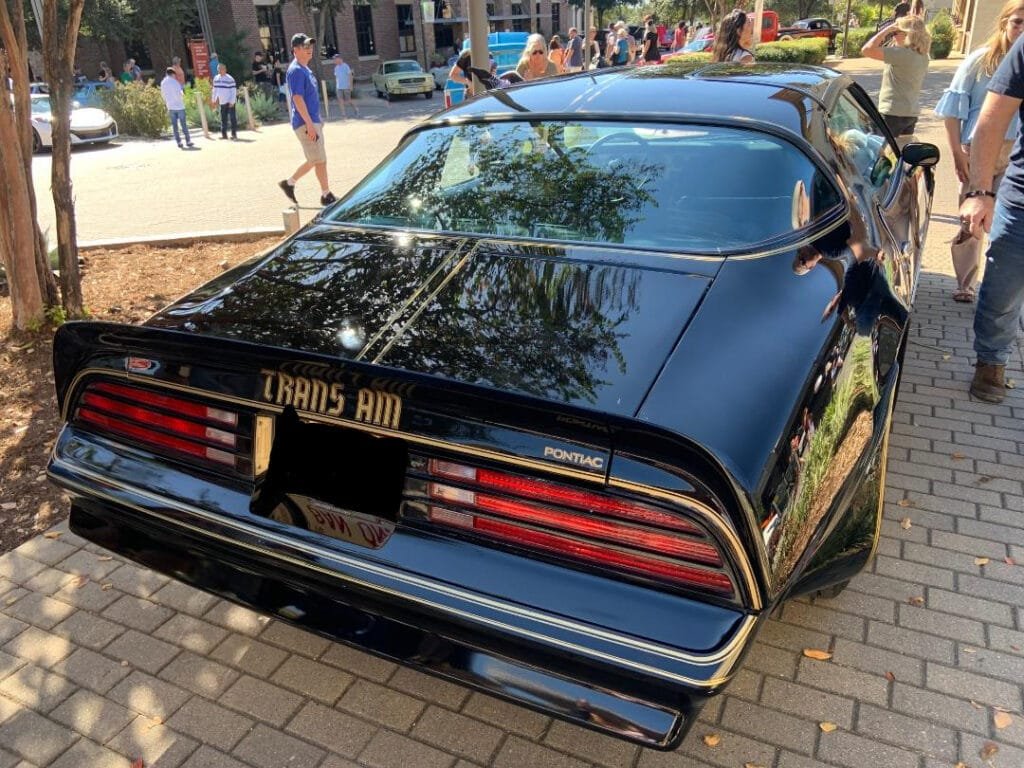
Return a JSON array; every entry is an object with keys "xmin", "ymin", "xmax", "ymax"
[{"xmin": 326, "ymin": 120, "xmax": 841, "ymax": 253}]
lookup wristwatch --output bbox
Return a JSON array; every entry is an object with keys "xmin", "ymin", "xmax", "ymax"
[{"xmin": 963, "ymin": 189, "xmax": 996, "ymax": 199}]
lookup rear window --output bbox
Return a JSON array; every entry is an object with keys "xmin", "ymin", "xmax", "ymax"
[{"xmin": 326, "ymin": 120, "xmax": 841, "ymax": 253}]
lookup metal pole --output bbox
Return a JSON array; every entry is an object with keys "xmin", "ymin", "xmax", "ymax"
[
  {"xmin": 467, "ymin": 0, "xmax": 488, "ymax": 96},
  {"xmin": 583, "ymin": 0, "xmax": 591, "ymax": 68},
  {"xmin": 842, "ymin": 0, "xmax": 853, "ymax": 58},
  {"xmin": 753, "ymin": 0, "xmax": 764, "ymax": 46},
  {"xmin": 420, "ymin": 2, "xmax": 428, "ymax": 69},
  {"xmin": 29, "ymin": 0, "xmax": 44, "ymax": 43},
  {"xmin": 196, "ymin": 0, "xmax": 216, "ymax": 57}
]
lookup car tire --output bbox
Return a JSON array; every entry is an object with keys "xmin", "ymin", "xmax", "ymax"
[
  {"xmin": 779, "ymin": 34, "xmax": 793, "ymax": 42},
  {"xmin": 376, "ymin": 88, "xmax": 383, "ymax": 98},
  {"xmin": 31, "ymin": 129, "xmax": 41, "ymax": 154},
  {"xmin": 425, "ymin": 90, "xmax": 433, "ymax": 99},
  {"xmin": 384, "ymin": 90, "xmax": 392, "ymax": 102}
]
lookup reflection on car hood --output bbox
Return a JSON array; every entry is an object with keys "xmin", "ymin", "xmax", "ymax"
[{"xmin": 146, "ymin": 230, "xmax": 714, "ymax": 416}]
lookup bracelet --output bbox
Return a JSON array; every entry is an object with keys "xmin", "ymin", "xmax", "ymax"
[{"xmin": 964, "ymin": 189, "xmax": 996, "ymax": 199}]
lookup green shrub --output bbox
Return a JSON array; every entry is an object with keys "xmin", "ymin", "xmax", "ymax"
[
  {"xmin": 182, "ymin": 78, "xmax": 258, "ymax": 131},
  {"xmin": 247, "ymin": 88, "xmax": 282, "ymax": 122},
  {"xmin": 835, "ymin": 27, "xmax": 874, "ymax": 58},
  {"xmin": 99, "ymin": 82, "xmax": 167, "ymax": 138},
  {"xmin": 929, "ymin": 10, "xmax": 955, "ymax": 59},
  {"xmin": 755, "ymin": 38, "xmax": 828, "ymax": 64}
]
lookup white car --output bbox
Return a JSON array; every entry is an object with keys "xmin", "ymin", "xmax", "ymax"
[
  {"xmin": 371, "ymin": 60, "xmax": 434, "ymax": 100},
  {"xmin": 30, "ymin": 94, "xmax": 118, "ymax": 153}
]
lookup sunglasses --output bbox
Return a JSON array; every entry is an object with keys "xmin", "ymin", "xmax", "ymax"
[
  {"xmin": 531, "ymin": 49, "xmax": 545, "ymax": 55},
  {"xmin": 1009, "ymin": 17, "xmax": 1024, "ymax": 26}
]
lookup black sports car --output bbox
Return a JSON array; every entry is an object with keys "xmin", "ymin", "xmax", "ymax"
[{"xmin": 48, "ymin": 63, "xmax": 938, "ymax": 749}]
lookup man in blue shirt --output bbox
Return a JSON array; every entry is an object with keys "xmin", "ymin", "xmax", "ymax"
[
  {"xmin": 279, "ymin": 33, "xmax": 336, "ymax": 207},
  {"xmin": 961, "ymin": 35, "xmax": 1024, "ymax": 403}
]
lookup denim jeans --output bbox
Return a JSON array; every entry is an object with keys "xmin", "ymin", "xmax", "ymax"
[
  {"xmin": 219, "ymin": 103, "xmax": 237, "ymax": 138},
  {"xmin": 974, "ymin": 199, "xmax": 1024, "ymax": 365},
  {"xmin": 169, "ymin": 109, "xmax": 190, "ymax": 146}
]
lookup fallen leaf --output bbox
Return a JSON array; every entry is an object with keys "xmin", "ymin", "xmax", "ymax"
[
  {"xmin": 954, "ymin": 762, "xmax": 967, "ymax": 768},
  {"xmin": 42, "ymin": 531, "xmax": 61, "ymax": 539},
  {"xmin": 1005, "ymin": 557, "xmax": 1016, "ymax": 566},
  {"xmin": 951, "ymin": 452, "xmax": 967, "ymax": 460},
  {"xmin": 802, "ymin": 648, "xmax": 833, "ymax": 661},
  {"xmin": 100, "ymin": 583, "xmax": 113, "ymax": 591},
  {"xmin": 908, "ymin": 596, "xmax": 925, "ymax": 606},
  {"xmin": 702, "ymin": 733, "xmax": 721, "ymax": 747},
  {"xmin": 120, "ymin": 660, "xmax": 129, "ymax": 667},
  {"xmin": 72, "ymin": 575, "xmax": 88, "ymax": 589},
  {"xmin": 900, "ymin": 517, "xmax": 912, "ymax": 530},
  {"xmin": 976, "ymin": 475, "xmax": 992, "ymax": 484},
  {"xmin": 0, "ymin": 502, "xmax": 15, "ymax": 511},
  {"xmin": 980, "ymin": 741, "xmax": 999, "ymax": 759},
  {"xmin": 970, "ymin": 699, "xmax": 985, "ymax": 709},
  {"xmin": 884, "ymin": 671, "xmax": 896, "ymax": 682},
  {"xmin": 130, "ymin": 760, "xmax": 144, "ymax": 768},
  {"xmin": 819, "ymin": 722, "xmax": 838, "ymax": 732},
  {"xmin": 897, "ymin": 498, "xmax": 916, "ymax": 508},
  {"xmin": 1011, "ymin": 645, "xmax": 1021, "ymax": 652},
  {"xmin": 98, "ymin": 555, "xmax": 113, "ymax": 562},
  {"xmin": 942, "ymin": 354, "xmax": 951, "ymax": 361},
  {"xmin": 975, "ymin": 557, "xmax": 990, "ymax": 566},
  {"xmin": 4, "ymin": 596, "xmax": 17, "ymax": 606},
  {"xmin": 963, "ymin": 647, "xmax": 977, "ymax": 654},
  {"xmin": 994, "ymin": 711, "xmax": 1013, "ymax": 729}
]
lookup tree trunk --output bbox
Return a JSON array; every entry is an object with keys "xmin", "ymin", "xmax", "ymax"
[
  {"xmin": 0, "ymin": 1, "xmax": 52, "ymax": 330},
  {"xmin": 43, "ymin": 0, "xmax": 87, "ymax": 319}
]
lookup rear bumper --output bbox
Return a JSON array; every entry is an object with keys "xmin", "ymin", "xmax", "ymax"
[{"xmin": 49, "ymin": 427, "xmax": 758, "ymax": 748}]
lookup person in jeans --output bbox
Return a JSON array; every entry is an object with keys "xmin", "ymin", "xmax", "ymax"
[
  {"xmin": 159, "ymin": 66, "xmax": 193, "ymax": 149},
  {"xmin": 934, "ymin": 0, "xmax": 1024, "ymax": 303},
  {"xmin": 960, "ymin": 27, "xmax": 1024, "ymax": 403},
  {"xmin": 279, "ymin": 33, "xmax": 336, "ymax": 207},
  {"xmin": 210, "ymin": 63, "xmax": 238, "ymax": 140}
]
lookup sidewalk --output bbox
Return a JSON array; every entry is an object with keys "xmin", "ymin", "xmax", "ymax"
[{"xmin": 0, "ymin": 59, "xmax": 1020, "ymax": 768}]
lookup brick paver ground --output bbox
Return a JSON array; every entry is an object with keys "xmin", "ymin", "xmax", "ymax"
[{"xmin": 2, "ymin": 58, "xmax": 1022, "ymax": 767}]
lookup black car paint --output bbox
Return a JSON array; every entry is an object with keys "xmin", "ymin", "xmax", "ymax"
[{"xmin": 48, "ymin": 65, "xmax": 936, "ymax": 748}]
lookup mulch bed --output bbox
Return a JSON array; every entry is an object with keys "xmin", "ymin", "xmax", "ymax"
[{"xmin": 0, "ymin": 236, "xmax": 282, "ymax": 553}]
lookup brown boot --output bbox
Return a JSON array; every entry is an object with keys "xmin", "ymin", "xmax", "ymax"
[{"xmin": 970, "ymin": 362, "xmax": 1006, "ymax": 403}]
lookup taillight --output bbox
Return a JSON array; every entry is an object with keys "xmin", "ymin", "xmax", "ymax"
[
  {"xmin": 409, "ymin": 458, "xmax": 735, "ymax": 598},
  {"xmin": 72, "ymin": 380, "xmax": 253, "ymax": 474}
]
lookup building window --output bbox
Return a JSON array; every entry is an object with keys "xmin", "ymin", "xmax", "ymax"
[
  {"xmin": 535, "ymin": 2, "xmax": 541, "ymax": 33},
  {"xmin": 355, "ymin": 4, "xmax": 376, "ymax": 56},
  {"xmin": 551, "ymin": 3, "xmax": 559, "ymax": 33},
  {"xmin": 397, "ymin": 4, "xmax": 416, "ymax": 52},
  {"xmin": 323, "ymin": 12, "xmax": 340, "ymax": 57},
  {"xmin": 256, "ymin": 5, "xmax": 286, "ymax": 61},
  {"xmin": 486, "ymin": 2, "xmax": 495, "ymax": 15},
  {"xmin": 511, "ymin": 18, "xmax": 526, "ymax": 30},
  {"xmin": 510, "ymin": 2, "xmax": 523, "ymax": 14}
]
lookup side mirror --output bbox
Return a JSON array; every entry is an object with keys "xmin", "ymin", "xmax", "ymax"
[{"xmin": 901, "ymin": 142, "xmax": 940, "ymax": 168}]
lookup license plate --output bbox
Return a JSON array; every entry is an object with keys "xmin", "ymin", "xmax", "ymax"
[{"xmin": 271, "ymin": 494, "xmax": 395, "ymax": 549}]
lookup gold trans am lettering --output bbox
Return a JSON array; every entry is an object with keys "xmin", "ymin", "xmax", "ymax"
[
  {"xmin": 260, "ymin": 370, "xmax": 402, "ymax": 429},
  {"xmin": 543, "ymin": 446, "xmax": 605, "ymax": 470},
  {"xmin": 354, "ymin": 388, "xmax": 402, "ymax": 429},
  {"xmin": 260, "ymin": 369, "xmax": 345, "ymax": 417}
]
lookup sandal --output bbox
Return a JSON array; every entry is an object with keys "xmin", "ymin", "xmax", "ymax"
[{"xmin": 953, "ymin": 287, "xmax": 976, "ymax": 303}]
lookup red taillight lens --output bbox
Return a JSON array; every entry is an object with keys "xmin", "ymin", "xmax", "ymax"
[
  {"xmin": 419, "ymin": 459, "xmax": 734, "ymax": 598},
  {"xmin": 72, "ymin": 381, "xmax": 249, "ymax": 472}
]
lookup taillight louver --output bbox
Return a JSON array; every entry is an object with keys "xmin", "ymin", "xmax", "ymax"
[
  {"xmin": 415, "ymin": 458, "xmax": 735, "ymax": 598},
  {"xmin": 73, "ymin": 381, "xmax": 250, "ymax": 472}
]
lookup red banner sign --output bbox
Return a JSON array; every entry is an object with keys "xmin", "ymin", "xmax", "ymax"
[{"xmin": 188, "ymin": 38, "xmax": 211, "ymax": 79}]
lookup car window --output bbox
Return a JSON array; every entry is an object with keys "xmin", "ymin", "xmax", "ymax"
[
  {"xmin": 387, "ymin": 61, "xmax": 422, "ymax": 74},
  {"xmin": 827, "ymin": 92, "xmax": 898, "ymax": 195},
  {"xmin": 326, "ymin": 120, "xmax": 843, "ymax": 253},
  {"xmin": 30, "ymin": 98, "xmax": 51, "ymax": 114}
]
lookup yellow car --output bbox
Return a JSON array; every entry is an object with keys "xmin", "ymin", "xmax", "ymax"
[{"xmin": 372, "ymin": 60, "xmax": 434, "ymax": 101}]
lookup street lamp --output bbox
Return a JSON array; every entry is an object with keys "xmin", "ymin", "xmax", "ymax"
[{"xmin": 421, "ymin": 0, "xmax": 435, "ymax": 70}]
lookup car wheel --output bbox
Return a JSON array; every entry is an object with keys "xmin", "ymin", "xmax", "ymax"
[
  {"xmin": 425, "ymin": 90, "xmax": 433, "ymax": 99},
  {"xmin": 778, "ymin": 34, "xmax": 793, "ymax": 42},
  {"xmin": 384, "ymin": 90, "xmax": 392, "ymax": 102},
  {"xmin": 376, "ymin": 88, "xmax": 383, "ymax": 98},
  {"xmin": 32, "ymin": 129, "xmax": 41, "ymax": 154}
]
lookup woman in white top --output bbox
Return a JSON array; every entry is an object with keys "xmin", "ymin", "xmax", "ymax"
[{"xmin": 711, "ymin": 10, "xmax": 755, "ymax": 64}]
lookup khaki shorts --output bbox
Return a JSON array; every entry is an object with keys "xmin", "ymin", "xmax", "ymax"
[{"xmin": 294, "ymin": 123, "xmax": 326, "ymax": 164}]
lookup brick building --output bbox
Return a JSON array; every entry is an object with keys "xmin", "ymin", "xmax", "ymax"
[{"xmin": 224, "ymin": 0, "xmax": 577, "ymax": 79}]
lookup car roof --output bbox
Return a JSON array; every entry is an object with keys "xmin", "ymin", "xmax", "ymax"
[{"xmin": 430, "ymin": 63, "xmax": 847, "ymax": 141}]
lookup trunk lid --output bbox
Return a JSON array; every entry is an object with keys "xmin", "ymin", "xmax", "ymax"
[{"xmin": 147, "ymin": 230, "xmax": 716, "ymax": 417}]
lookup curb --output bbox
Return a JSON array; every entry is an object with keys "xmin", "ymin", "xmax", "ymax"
[{"xmin": 79, "ymin": 226, "xmax": 286, "ymax": 252}]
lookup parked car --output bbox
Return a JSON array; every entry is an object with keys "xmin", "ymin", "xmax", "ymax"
[
  {"xmin": 48, "ymin": 64, "xmax": 937, "ymax": 749},
  {"xmin": 30, "ymin": 94, "xmax": 118, "ymax": 153},
  {"xmin": 72, "ymin": 79, "xmax": 115, "ymax": 107},
  {"xmin": 371, "ymin": 60, "xmax": 434, "ymax": 100},
  {"xmin": 778, "ymin": 17, "xmax": 838, "ymax": 51}
]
